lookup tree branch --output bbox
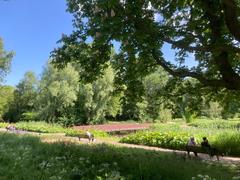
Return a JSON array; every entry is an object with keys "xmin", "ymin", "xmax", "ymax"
[
  {"xmin": 151, "ymin": 50, "xmax": 227, "ymax": 88},
  {"xmin": 222, "ymin": 0, "xmax": 240, "ymax": 42},
  {"xmin": 162, "ymin": 37, "xmax": 240, "ymax": 53}
]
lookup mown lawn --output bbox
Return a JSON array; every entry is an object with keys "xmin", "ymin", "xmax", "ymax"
[{"xmin": 0, "ymin": 133, "xmax": 239, "ymax": 180}]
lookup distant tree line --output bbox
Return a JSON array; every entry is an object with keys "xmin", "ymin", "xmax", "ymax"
[{"xmin": 0, "ymin": 58, "xmax": 239, "ymax": 126}]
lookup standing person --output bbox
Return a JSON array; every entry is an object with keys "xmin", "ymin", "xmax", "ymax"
[{"xmin": 186, "ymin": 137, "xmax": 198, "ymax": 157}]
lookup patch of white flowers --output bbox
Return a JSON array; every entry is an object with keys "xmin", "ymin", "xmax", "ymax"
[{"xmin": 192, "ymin": 174, "xmax": 215, "ymax": 180}]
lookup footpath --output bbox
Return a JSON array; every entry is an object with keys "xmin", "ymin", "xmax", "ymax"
[{"xmin": 2, "ymin": 128, "xmax": 240, "ymax": 165}]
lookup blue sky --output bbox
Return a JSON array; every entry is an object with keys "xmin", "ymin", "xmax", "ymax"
[
  {"xmin": 0, "ymin": 0, "xmax": 73, "ymax": 86},
  {"xmin": 0, "ymin": 0, "xmax": 196, "ymax": 86}
]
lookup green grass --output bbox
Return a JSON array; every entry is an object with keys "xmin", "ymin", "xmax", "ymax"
[
  {"xmin": 0, "ymin": 122, "xmax": 9, "ymax": 128},
  {"xmin": 0, "ymin": 133, "xmax": 238, "ymax": 180},
  {"xmin": 14, "ymin": 121, "xmax": 66, "ymax": 133},
  {"xmin": 189, "ymin": 119, "xmax": 240, "ymax": 129},
  {"xmin": 121, "ymin": 123, "xmax": 240, "ymax": 156},
  {"xmin": 0, "ymin": 121, "xmax": 109, "ymax": 138},
  {"xmin": 65, "ymin": 128, "xmax": 109, "ymax": 138}
]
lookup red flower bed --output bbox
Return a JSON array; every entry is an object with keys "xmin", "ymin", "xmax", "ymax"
[{"xmin": 73, "ymin": 123, "xmax": 151, "ymax": 132}]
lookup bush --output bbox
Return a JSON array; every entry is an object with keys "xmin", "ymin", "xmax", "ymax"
[
  {"xmin": 57, "ymin": 116, "xmax": 75, "ymax": 127},
  {"xmin": 189, "ymin": 119, "xmax": 240, "ymax": 129},
  {"xmin": 202, "ymin": 101, "xmax": 223, "ymax": 119},
  {"xmin": 15, "ymin": 121, "xmax": 66, "ymax": 133},
  {"xmin": 120, "ymin": 131, "xmax": 189, "ymax": 150},
  {"xmin": 20, "ymin": 112, "xmax": 38, "ymax": 122},
  {"xmin": 214, "ymin": 132, "xmax": 240, "ymax": 156},
  {"xmin": 0, "ymin": 122, "xmax": 9, "ymax": 128},
  {"xmin": 158, "ymin": 108, "xmax": 172, "ymax": 123},
  {"xmin": 65, "ymin": 128, "xmax": 109, "ymax": 138},
  {"xmin": 121, "ymin": 123, "xmax": 240, "ymax": 156}
]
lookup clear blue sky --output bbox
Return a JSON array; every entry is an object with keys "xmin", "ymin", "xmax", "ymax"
[
  {"xmin": 0, "ymin": 0, "xmax": 196, "ymax": 86},
  {"xmin": 0, "ymin": 0, "xmax": 73, "ymax": 86}
]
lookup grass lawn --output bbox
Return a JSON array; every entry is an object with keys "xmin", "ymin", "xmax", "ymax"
[
  {"xmin": 0, "ymin": 133, "xmax": 239, "ymax": 180},
  {"xmin": 121, "ymin": 119, "xmax": 240, "ymax": 156}
]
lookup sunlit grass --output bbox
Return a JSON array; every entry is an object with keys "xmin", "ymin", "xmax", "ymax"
[
  {"xmin": 0, "ymin": 133, "xmax": 238, "ymax": 180},
  {"xmin": 122, "ymin": 121, "xmax": 240, "ymax": 156}
]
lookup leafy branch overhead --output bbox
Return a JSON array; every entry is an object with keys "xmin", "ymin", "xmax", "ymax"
[{"xmin": 52, "ymin": 0, "xmax": 240, "ymax": 90}]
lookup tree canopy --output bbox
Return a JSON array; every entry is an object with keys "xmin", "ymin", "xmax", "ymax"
[
  {"xmin": 52, "ymin": 0, "xmax": 240, "ymax": 90},
  {"xmin": 0, "ymin": 38, "xmax": 13, "ymax": 83}
]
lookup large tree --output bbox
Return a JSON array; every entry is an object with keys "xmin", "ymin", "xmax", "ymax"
[
  {"xmin": 75, "ymin": 66, "xmax": 115, "ymax": 124},
  {"xmin": 52, "ymin": 0, "xmax": 240, "ymax": 90},
  {"xmin": 4, "ymin": 72, "xmax": 38, "ymax": 122},
  {"xmin": 0, "ymin": 85, "xmax": 14, "ymax": 120},
  {"xmin": 36, "ymin": 63, "xmax": 79, "ymax": 123},
  {"xmin": 0, "ymin": 38, "xmax": 13, "ymax": 83}
]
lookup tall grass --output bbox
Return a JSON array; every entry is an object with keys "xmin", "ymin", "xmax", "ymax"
[
  {"xmin": 122, "ymin": 123, "xmax": 240, "ymax": 156},
  {"xmin": 15, "ymin": 121, "xmax": 66, "ymax": 133},
  {"xmin": 189, "ymin": 119, "xmax": 240, "ymax": 129},
  {"xmin": 0, "ymin": 133, "xmax": 237, "ymax": 180}
]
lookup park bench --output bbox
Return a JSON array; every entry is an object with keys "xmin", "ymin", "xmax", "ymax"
[
  {"xmin": 186, "ymin": 145, "xmax": 223, "ymax": 161},
  {"xmin": 77, "ymin": 131, "xmax": 95, "ymax": 142}
]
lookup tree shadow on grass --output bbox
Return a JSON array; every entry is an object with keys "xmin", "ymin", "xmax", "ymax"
[{"xmin": 0, "ymin": 133, "xmax": 237, "ymax": 180}]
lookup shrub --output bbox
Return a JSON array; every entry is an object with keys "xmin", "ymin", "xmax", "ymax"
[
  {"xmin": 57, "ymin": 116, "xmax": 75, "ymax": 127},
  {"xmin": 158, "ymin": 108, "xmax": 172, "ymax": 123},
  {"xmin": 0, "ymin": 122, "xmax": 9, "ymax": 128},
  {"xmin": 121, "ymin": 123, "xmax": 240, "ymax": 156},
  {"xmin": 189, "ymin": 119, "xmax": 240, "ymax": 129},
  {"xmin": 65, "ymin": 128, "xmax": 109, "ymax": 138},
  {"xmin": 20, "ymin": 112, "xmax": 38, "ymax": 122},
  {"xmin": 15, "ymin": 121, "xmax": 66, "ymax": 133},
  {"xmin": 202, "ymin": 101, "xmax": 223, "ymax": 119},
  {"xmin": 214, "ymin": 132, "xmax": 240, "ymax": 156}
]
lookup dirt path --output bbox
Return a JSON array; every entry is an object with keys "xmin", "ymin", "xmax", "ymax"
[
  {"xmin": 39, "ymin": 133, "xmax": 240, "ymax": 165},
  {"xmin": 92, "ymin": 139, "xmax": 240, "ymax": 164},
  {"xmin": 2, "ymin": 128, "xmax": 240, "ymax": 164}
]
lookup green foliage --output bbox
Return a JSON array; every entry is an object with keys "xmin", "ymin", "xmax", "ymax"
[
  {"xmin": 36, "ymin": 63, "xmax": 79, "ymax": 123},
  {"xmin": 52, "ymin": 0, "xmax": 240, "ymax": 90},
  {"xmin": 0, "ymin": 133, "xmax": 236, "ymax": 179},
  {"xmin": 0, "ymin": 38, "xmax": 14, "ymax": 83},
  {"xmin": 75, "ymin": 66, "xmax": 115, "ymax": 124},
  {"xmin": 158, "ymin": 108, "xmax": 173, "ymax": 123},
  {"xmin": 15, "ymin": 121, "xmax": 66, "ymax": 133},
  {"xmin": 65, "ymin": 128, "xmax": 109, "ymax": 138},
  {"xmin": 57, "ymin": 116, "xmax": 75, "ymax": 127},
  {"xmin": 0, "ymin": 122, "xmax": 9, "ymax": 128},
  {"xmin": 181, "ymin": 109, "xmax": 197, "ymax": 124},
  {"xmin": 189, "ymin": 119, "xmax": 240, "ymax": 129},
  {"xmin": 121, "ymin": 131, "xmax": 188, "ymax": 150},
  {"xmin": 0, "ymin": 134, "xmax": 125, "ymax": 180},
  {"xmin": 202, "ymin": 101, "xmax": 223, "ymax": 119},
  {"xmin": 4, "ymin": 72, "xmax": 38, "ymax": 122},
  {"xmin": 105, "ymin": 89, "xmax": 123, "ymax": 119},
  {"xmin": 121, "ymin": 122, "xmax": 240, "ymax": 156},
  {"xmin": 142, "ymin": 68, "xmax": 171, "ymax": 121},
  {"xmin": 214, "ymin": 132, "xmax": 240, "ymax": 156},
  {"xmin": 20, "ymin": 112, "xmax": 38, "ymax": 122},
  {"xmin": 0, "ymin": 85, "xmax": 14, "ymax": 120}
]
